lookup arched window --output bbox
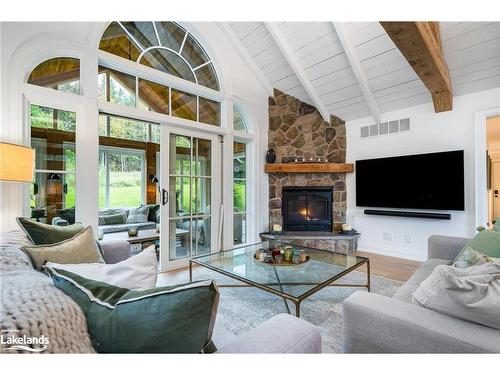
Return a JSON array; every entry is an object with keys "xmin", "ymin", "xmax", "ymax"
[
  {"xmin": 99, "ymin": 22, "xmax": 219, "ymax": 91},
  {"xmin": 28, "ymin": 57, "xmax": 80, "ymax": 94},
  {"xmin": 233, "ymin": 107, "xmax": 248, "ymax": 132}
]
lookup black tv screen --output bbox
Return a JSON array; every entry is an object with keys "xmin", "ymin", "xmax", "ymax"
[{"xmin": 355, "ymin": 150, "xmax": 465, "ymax": 211}]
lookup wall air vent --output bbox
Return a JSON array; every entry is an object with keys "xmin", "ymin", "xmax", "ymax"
[{"xmin": 360, "ymin": 118, "xmax": 410, "ymax": 139}]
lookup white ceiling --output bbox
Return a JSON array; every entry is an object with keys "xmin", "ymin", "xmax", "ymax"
[{"xmin": 228, "ymin": 21, "xmax": 500, "ymax": 121}]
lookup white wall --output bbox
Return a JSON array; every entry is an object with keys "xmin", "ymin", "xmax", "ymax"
[
  {"xmin": 0, "ymin": 22, "xmax": 269, "ymax": 239},
  {"xmin": 346, "ymin": 88, "xmax": 500, "ymax": 261}
]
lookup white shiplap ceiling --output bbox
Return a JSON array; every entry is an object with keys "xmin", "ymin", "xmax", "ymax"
[{"xmin": 228, "ymin": 21, "xmax": 500, "ymax": 121}]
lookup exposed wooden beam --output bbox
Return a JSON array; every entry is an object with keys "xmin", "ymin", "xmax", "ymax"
[
  {"xmin": 380, "ymin": 22, "xmax": 453, "ymax": 112},
  {"xmin": 265, "ymin": 22, "xmax": 330, "ymax": 122},
  {"xmin": 217, "ymin": 22, "xmax": 274, "ymax": 97},
  {"xmin": 333, "ymin": 22, "xmax": 381, "ymax": 123}
]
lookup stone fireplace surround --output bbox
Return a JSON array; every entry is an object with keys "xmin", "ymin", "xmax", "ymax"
[{"xmin": 266, "ymin": 89, "xmax": 355, "ymax": 254}]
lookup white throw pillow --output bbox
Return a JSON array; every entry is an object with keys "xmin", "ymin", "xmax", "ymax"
[
  {"xmin": 45, "ymin": 246, "xmax": 158, "ymax": 290},
  {"xmin": 412, "ymin": 263, "xmax": 500, "ymax": 329}
]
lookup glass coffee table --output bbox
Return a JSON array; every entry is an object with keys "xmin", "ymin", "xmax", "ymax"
[{"xmin": 189, "ymin": 240, "xmax": 370, "ymax": 317}]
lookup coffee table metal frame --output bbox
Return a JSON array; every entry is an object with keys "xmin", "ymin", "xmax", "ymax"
[{"xmin": 189, "ymin": 242, "xmax": 370, "ymax": 318}]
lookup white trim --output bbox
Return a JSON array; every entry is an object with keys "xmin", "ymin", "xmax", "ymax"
[
  {"xmin": 152, "ymin": 22, "xmax": 161, "ymax": 47},
  {"xmin": 474, "ymin": 107, "xmax": 500, "ymax": 228},
  {"xmin": 265, "ymin": 22, "xmax": 330, "ymax": 122},
  {"xmin": 217, "ymin": 23, "xmax": 273, "ymax": 97},
  {"xmin": 99, "ymin": 51, "xmax": 223, "ymax": 101},
  {"xmin": 333, "ymin": 22, "xmax": 381, "ymax": 123},
  {"xmin": 179, "ymin": 31, "xmax": 189, "ymax": 55},
  {"xmin": 97, "ymin": 100, "xmax": 228, "ymax": 137},
  {"xmin": 193, "ymin": 60, "xmax": 212, "ymax": 71}
]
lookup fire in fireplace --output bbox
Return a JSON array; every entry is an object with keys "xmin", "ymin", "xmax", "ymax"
[{"xmin": 282, "ymin": 186, "xmax": 333, "ymax": 232}]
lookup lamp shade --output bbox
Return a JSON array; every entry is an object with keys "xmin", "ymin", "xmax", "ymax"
[{"xmin": 0, "ymin": 142, "xmax": 35, "ymax": 182}]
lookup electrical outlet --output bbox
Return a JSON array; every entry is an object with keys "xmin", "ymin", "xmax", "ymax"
[
  {"xmin": 404, "ymin": 235, "xmax": 412, "ymax": 244},
  {"xmin": 383, "ymin": 232, "xmax": 393, "ymax": 241}
]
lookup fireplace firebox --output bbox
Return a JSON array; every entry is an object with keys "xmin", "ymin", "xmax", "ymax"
[{"xmin": 282, "ymin": 186, "xmax": 333, "ymax": 231}]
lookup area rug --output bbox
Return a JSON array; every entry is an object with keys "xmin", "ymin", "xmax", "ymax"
[{"xmin": 188, "ymin": 267, "xmax": 403, "ymax": 353}]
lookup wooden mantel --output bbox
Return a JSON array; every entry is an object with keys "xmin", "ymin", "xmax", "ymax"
[{"xmin": 264, "ymin": 163, "xmax": 354, "ymax": 174}]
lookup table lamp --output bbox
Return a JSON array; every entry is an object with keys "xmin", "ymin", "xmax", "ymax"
[{"xmin": 0, "ymin": 142, "xmax": 35, "ymax": 182}]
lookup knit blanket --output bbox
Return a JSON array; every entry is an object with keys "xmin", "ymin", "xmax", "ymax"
[{"xmin": 0, "ymin": 230, "xmax": 95, "ymax": 353}]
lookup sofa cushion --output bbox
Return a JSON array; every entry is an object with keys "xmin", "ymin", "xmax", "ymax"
[
  {"xmin": 57, "ymin": 207, "xmax": 76, "ymax": 225},
  {"xmin": 98, "ymin": 212, "xmax": 128, "ymax": 226},
  {"xmin": 21, "ymin": 226, "xmax": 104, "ymax": 271},
  {"xmin": 16, "ymin": 217, "xmax": 84, "ymax": 245},
  {"xmin": 144, "ymin": 204, "xmax": 160, "ymax": 223},
  {"xmin": 45, "ymin": 246, "xmax": 157, "ymax": 290},
  {"xmin": 45, "ymin": 267, "xmax": 219, "ymax": 353},
  {"xmin": 126, "ymin": 205, "xmax": 150, "ymax": 224},
  {"xmin": 393, "ymin": 259, "xmax": 450, "ymax": 303},
  {"xmin": 100, "ymin": 221, "xmax": 155, "ymax": 234},
  {"xmin": 413, "ymin": 263, "xmax": 500, "ymax": 330}
]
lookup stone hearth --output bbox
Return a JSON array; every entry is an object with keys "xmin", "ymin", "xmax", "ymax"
[{"xmin": 268, "ymin": 89, "xmax": 347, "ymax": 233}]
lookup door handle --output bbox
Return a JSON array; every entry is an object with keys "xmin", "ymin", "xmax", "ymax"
[{"xmin": 162, "ymin": 189, "xmax": 169, "ymax": 205}]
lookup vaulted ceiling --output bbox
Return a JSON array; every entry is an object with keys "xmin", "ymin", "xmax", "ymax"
[{"xmin": 227, "ymin": 22, "xmax": 500, "ymax": 121}]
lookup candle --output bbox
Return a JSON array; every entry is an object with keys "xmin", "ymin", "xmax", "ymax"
[{"xmin": 272, "ymin": 224, "xmax": 282, "ymax": 232}]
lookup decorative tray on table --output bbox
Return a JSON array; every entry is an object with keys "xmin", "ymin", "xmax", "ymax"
[{"xmin": 253, "ymin": 247, "xmax": 310, "ymax": 266}]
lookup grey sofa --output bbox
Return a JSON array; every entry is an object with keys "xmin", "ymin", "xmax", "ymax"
[
  {"xmin": 0, "ymin": 230, "xmax": 321, "ymax": 354},
  {"xmin": 342, "ymin": 235, "xmax": 500, "ymax": 353}
]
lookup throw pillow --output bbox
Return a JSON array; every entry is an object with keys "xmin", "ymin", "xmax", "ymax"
[
  {"xmin": 144, "ymin": 204, "xmax": 160, "ymax": 223},
  {"xmin": 98, "ymin": 212, "xmax": 128, "ymax": 226},
  {"xmin": 44, "ymin": 268, "xmax": 219, "ymax": 353},
  {"xmin": 492, "ymin": 219, "xmax": 500, "ymax": 232},
  {"xmin": 452, "ymin": 246, "xmax": 490, "ymax": 269},
  {"xmin": 412, "ymin": 263, "xmax": 500, "ymax": 330},
  {"xmin": 453, "ymin": 229, "xmax": 500, "ymax": 264},
  {"xmin": 56, "ymin": 207, "xmax": 76, "ymax": 224},
  {"xmin": 17, "ymin": 217, "xmax": 84, "ymax": 245},
  {"xmin": 126, "ymin": 205, "xmax": 150, "ymax": 224},
  {"xmin": 45, "ymin": 246, "xmax": 158, "ymax": 290},
  {"xmin": 21, "ymin": 226, "xmax": 104, "ymax": 271}
]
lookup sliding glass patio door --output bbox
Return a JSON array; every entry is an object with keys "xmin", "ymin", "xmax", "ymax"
[{"xmin": 159, "ymin": 128, "xmax": 220, "ymax": 270}]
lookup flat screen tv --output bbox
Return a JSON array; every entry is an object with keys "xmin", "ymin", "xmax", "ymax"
[{"xmin": 355, "ymin": 150, "xmax": 465, "ymax": 211}]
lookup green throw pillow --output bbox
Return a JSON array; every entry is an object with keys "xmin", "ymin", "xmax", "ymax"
[
  {"xmin": 44, "ymin": 267, "xmax": 219, "ymax": 353},
  {"xmin": 17, "ymin": 217, "xmax": 84, "ymax": 245},
  {"xmin": 454, "ymin": 230, "xmax": 500, "ymax": 265},
  {"xmin": 98, "ymin": 212, "xmax": 128, "ymax": 226},
  {"xmin": 22, "ymin": 226, "xmax": 104, "ymax": 271}
]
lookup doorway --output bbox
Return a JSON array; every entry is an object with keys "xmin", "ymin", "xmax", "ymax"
[
  {"xmin": 487, "ymin": 116, "xmax": 500, "ymax": 226},
  {"xmin": 159, "ymin": 127, "xmax": 221, "ymax": 271}
]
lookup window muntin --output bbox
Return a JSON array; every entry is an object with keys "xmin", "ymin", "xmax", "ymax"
[
  {"xmin": 30, "ymin": 104, "xmax": 77, "ymax": 223},
  {"xmin": 28, "ymin": 57, "xmax": 80, "ymax": 94},
  {"xmin": 233, "ymin": 142, "xmax": 247, "ymax": 245},
  {"xmin": 100, "ymin": 21, "xmax": 219, "ymax": 91},
  {"xmin": 169, "ymin": 134, "xmax": 212, "ymax": 260}
]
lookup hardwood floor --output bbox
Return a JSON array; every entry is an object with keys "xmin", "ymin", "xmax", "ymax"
[
  {"xmin": 352, "ymin": 250, "xmax": 421, "ymax": 282},
  {"xmin": 157, "ymin": 250, "xmax": 421, "ymax": 285}
]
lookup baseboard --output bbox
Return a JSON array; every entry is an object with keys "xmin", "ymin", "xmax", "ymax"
[{"xmin": 357, "ymin": 242, "xmax": 427, "ymax": 262}]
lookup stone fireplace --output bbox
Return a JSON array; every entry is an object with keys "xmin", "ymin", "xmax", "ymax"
[{"xmin": 268, "ymin": 89, "xmax": 347, "ymax": 232}]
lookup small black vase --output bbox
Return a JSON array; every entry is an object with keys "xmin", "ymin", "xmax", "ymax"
[{"xmin": 266, "ymin": 149, "xmax": 277, "ymax": 163}]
